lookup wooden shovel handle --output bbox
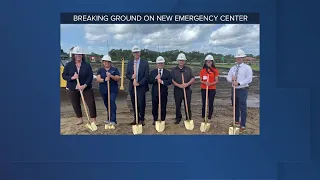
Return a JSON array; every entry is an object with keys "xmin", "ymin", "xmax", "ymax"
[
  {"xmin": 76, "ymin": 78, "xmax": 91, "ymax": 123},
  {"xmin": 205, "ymin": 75, "xmax": 209, "ymax": 123},
  {"xmin": 158, "ymin": 72, "xmax": 161, "ymax": 121},
  {"xmin": 133, "ymin": 62, "xmax": 138, "ymax": 124},
  {"xmin": 181, "ymin": 73, "xmax": 189, "ymax": 120},
  {"xmin": 107, "ymin": 78, "xmax": 111, "ymax": 123},
  {"xmin": 233, "ymin": 85, "xmax": 236, "ymax": 126}
]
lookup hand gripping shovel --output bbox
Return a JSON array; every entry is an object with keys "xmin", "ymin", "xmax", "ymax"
[
  {"xmin": 105, "ymin": 76, "xmax": 115, "ymax": 130},
  {"xmin": 228, "ymin": 86, "xmax": 239, "ymax": 135},
  {"xmin": 200, "ymin": 76, "xmax": 211, "ymax": 132},
  {"xmin": 132, "ymin": 63, "xmax": 143, "ymax": 135},
  {"xmin": 181, "ymin": 73, "xmax": 194, "ymax": 130},
  {"xmin": 155, "ymin": 73, "xmax": 165, "ymax": 132},
  {"xmin": 76, "ymin": 78, "xmax": 98, "ymax": 132}
]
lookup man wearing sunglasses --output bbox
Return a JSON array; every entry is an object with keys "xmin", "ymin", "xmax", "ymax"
[{"xmin": 148, "ymin": 56, "xmax": 172, "ymax": 125}]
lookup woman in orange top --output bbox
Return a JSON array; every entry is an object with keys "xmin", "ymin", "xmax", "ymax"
[{"xmin": 199, "ymin": 55, "xmax": 219, "ymax": 121}]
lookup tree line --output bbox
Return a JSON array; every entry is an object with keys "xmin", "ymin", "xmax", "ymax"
[{"xmin": 61, "ymin": 48, "xmax": 260, "ymax": 64}]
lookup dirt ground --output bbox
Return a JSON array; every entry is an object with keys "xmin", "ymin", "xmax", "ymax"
[
  {"xmin": 60, "ymin": 91, "xmax": 260, "ymax": 135},
  {"xmin": 60, "ymin": 63, "xmax": 260, "ymax": 135}
]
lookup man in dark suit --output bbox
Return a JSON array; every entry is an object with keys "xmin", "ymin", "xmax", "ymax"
[
  {"xmin": 126, "ymin": 45, "xmax": 150, "ymax": 126},
  {"xmin": 148, "ymin": 56, "xmax": 172, "ymax": 125}
]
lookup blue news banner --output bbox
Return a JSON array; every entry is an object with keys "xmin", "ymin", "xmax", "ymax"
[{"xmin": 60, "ymin": 13, "xmax": 259, "ymax": 24}]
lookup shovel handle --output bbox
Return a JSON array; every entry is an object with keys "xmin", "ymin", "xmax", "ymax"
[
  {"xmin": 233, "ymin": 86, "xmax": 236, "ymax": 124},
  {"xmin": 181, "ymin": 73, "xmax": 189, "ymax": 120},
  {"xmin": 205, "ymin": 75, "xmax": 209, "ymax": 123},
  {"xmin": 133, "ymin": 62, "xmax": 139, "ymax": 124},
  {"xmin": 107, "ymin": 78, "xmax": 111, "ymax": 124},
  {"xmin": 158, "ymin": 72, "xmax": 161, "ymax": 121},
  {"xmin": 76, "ymin": 78, "xmax": 91, "ymax": 124}
]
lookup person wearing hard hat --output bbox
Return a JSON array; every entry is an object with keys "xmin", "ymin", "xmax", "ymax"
[
  {"xmin": 125, "ymin": 45, "xmax": 150, "ymax": 126},
  {"xmin": 199, "ymin": 55, "xmax": 219, "ymax": 123},
  {"xmin": 96, "ymin": 55, "xmax": 120, "ymax": 126},
  {"xmin": 148, "ymin": 56, "xmax": 172, "ymax": 125},
  {"xmin": 62, "ymin": 46, "xmax": 98, "ymax": 125},
  {"xmin": 171, "ymin": 53, "xmax": 195, "ymax": 124},
  {"xmin": 227, "ymin": 49, "xmax": 253, "ymax": 133}
]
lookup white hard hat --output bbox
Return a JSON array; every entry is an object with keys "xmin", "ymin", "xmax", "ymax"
[
  {"xmin": 131, "ymin": 45, "xmax": 141, "ymax": 53},
  {"xmin": 71, "ymin": 46, "xmax": 85, "ymax": 55},
  {"xmin": 156, "ymin": 56, "xmax": 165, "ymax": 63},
  {"xmin": 205, "ymin": 55, "xmax": 214, "ymax": 61},
  {"xmin": 101, "ymin": 55, "xmax": 112, "ymax": 62},
  {"xmin": 176, "ymin": 53, "xmax": 187, "ymax": 61},
  {"xmin": 235, "ymin": 49, "xmax": 246, "ymax": 58}
]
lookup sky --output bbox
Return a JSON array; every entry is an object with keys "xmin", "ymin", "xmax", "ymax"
[{"xmin": 60, "ymin": 24, "xmax": 260, "ymax": 56}]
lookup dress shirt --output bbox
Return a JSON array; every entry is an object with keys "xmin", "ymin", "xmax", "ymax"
[
  {"xmin": 227, "ymin": 63, "xmax": 253, "ymax": 89},
  {"xmin": 157, "ymin": 68, "xmax": 164, "ymax": 84}
]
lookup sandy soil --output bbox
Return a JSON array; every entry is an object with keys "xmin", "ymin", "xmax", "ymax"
[{"xmin": 60, "ymin": 92, "xmax": 260, "ymax": 135}]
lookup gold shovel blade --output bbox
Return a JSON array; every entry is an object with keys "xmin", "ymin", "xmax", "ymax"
[
  {"xmin": 228, "ymin": 126, "xmax": 240, "ymax": 135},
  {"xmin": 184, "ymin": 120, "xmax": 194, "ymax": 130},
  {"xmin": 155, "ymin": 121, "xmax": 165, "ymax": 132},
  {"xmin": 200, "ymin": 122, "xmax": 211, "ymax": 132},
  {"xmin": 105, "ymin": 124, "xmax": 110, "ymax": 130},
  {"xmin": 109, "ymin": 124, "xmax": 115, "ymax": 130},
  {"xmin": 85, "ymin": 123, "xmax": 93, "ymax": 131},
  {"xmin": 132, "ymin": 124, "xmax": 143, "ymax": 135},
  {"xmin": 91, "ymin": 122, "xmax": 98, "ymax": 131}
]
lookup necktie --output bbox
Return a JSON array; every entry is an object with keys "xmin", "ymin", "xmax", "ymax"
[
  {"xmin": 159, "ymin": 69, "xmax": 162, "ymax": 77},
  {"xmin": 235, "ymin": 64, "xmax": 240, "ymax": 80}
]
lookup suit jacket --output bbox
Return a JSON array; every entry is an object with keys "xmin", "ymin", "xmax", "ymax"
[
  {"xmin": 62, "ymin": 60, "xmax": 93, "ymax": 91},
  {"xmin": 148, "ymin": 68, "xmax": 172, "ymax": 96},
  {"xmin": 126, "ymin": 59, "xmax": 150, "ymax": 93}
]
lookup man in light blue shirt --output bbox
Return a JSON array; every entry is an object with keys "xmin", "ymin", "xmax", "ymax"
[{"xmin": 227, "ymin": 49, "xmax": 253, "ymax": 132}]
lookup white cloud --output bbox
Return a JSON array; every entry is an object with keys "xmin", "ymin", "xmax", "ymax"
[
  {"xmin": 62, "ymin": 24, "xmax": 260, "ymax": 55},
  {"xmin": 209, "ymin": 24, "xmax": 260, "ymax": 53},
  {"xmin": 83, "ymin": 24, "xmax": 214, "ymax": 49}
]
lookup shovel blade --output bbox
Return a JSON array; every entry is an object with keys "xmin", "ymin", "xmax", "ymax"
[
  {"xmin": 155, "ymin": 121, "xmax": 161, "ymax": 132},
  {"xmin": 132, "ymin": 124, "xmax": 143, "ymax": 135},
  {"xmin": 91, "ymin": 122, "xmax": 98, "ymax": 131},
  {"xmin": 105, "ymin": 124, "xmax": 110, "ymax": 130},
  {"xmin": 184, "ymin": 120, "xmax": 194, "ymax": 130},
  {"xmin": 155, "ymin": 121, "xmax": 165, "ymax": 132},
  {"xmin": 85, "ymin": 123, "xmax": 93, "ymax": 131},
  {"xmin": 159, "ymin": 121, "xmax": 165, "ymax": 132},
  {"xmin": 200, "ymin": 122, "xmax": 211, "ymax": 132},
  {"xmin": 109, "ymin": 124, "xmax": 115, "ymax": 130},
  {"xmin": 228, "ymin": 126, "xmax": 240, "ymax": 135}
]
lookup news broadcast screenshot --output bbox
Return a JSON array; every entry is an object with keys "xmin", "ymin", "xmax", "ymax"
[{"xmin": 60, "ymin": 13, "xmax": 260, "ymax": 135}]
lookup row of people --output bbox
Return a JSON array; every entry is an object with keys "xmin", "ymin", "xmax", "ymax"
[{"xmin": 62, "ymin": 45, "xmax": 253, "ymax": 132}]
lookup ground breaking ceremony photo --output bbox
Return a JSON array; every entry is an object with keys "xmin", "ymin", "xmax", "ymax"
[{"xmin": 60, "ymin": 24, "xmax": 260, "ymax": 135}]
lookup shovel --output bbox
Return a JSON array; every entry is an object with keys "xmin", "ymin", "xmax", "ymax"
[
  {"xmin": 200, "ymin": 76, "xmax": 210, "ymax": 132},
  {"xmin": 76, "ymin": 78, "xmax": 98, "ymax": 132},
  {"xmin": 181, "ymin": 73, "xmax": 194, "ymax": 130},
  {"xmin": 132, "ymin": 63, "xmax": 143, "ymax": 135},
  {"xmin": 155, "ymin": 73, "xmax": 165, "ymax": 132},
  {"xmin": 105, "ymin": 75, "xmax": 115, "ymax": 130},
  {"xmin": 228, "ymin": 86, "xmax": 239, "ymax": 135}
]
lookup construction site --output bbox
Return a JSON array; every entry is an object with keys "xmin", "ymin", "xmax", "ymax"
[{"xmin": 60, "ymin": 62, "xmax": 260, "ymax": 135}]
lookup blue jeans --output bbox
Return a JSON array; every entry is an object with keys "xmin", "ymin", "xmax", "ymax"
[
  {"xmin": 231, "ymin": 88, "xmax": 248, "ymax": 127},
  {"xmin": 101, "ymin": 92, "xmax": 118, "ymax": 124}
]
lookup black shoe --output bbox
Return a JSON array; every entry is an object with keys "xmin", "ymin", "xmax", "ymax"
[
  {"xmin": 139, "ymin": 121, "xmax": 145, "ymax": 126},
  {"xmin": 174, "ymin": 119, "xmax": 181, "ymax": 124},
  {"xmin": 153, "ymin": 121, "xmax": 156, "ymax": 125},
  {"xmin": 130, "ymin": 120, "xmax": 136, "ymax": 125}
]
